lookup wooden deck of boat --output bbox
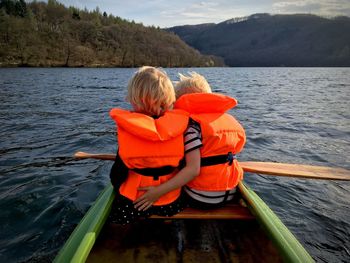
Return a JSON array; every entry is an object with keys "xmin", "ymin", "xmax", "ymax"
[
  {"xmin": 87, "ymin": 204, "xmax": 282, "ymax": 263},
  {"xmin": 87, "ymin": 220, "xmax": 282, "ymax": 263},
  {"xmin": 150, "ymin": 203, "xmax": 254, "ymax": 220}
]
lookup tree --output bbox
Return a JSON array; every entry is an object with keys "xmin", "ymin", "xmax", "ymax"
[
  {"xmin": 15, "ymin": 0, "xmax": 26, "ymax": 17},
  {"xmin": 0, "ymin": 0, "xmax": 26, "ymax": 17},
  {"xmin": 72, "ymin": 9, "xmax": 80, "ymax": 20}
]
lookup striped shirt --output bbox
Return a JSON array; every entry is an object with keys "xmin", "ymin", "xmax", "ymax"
[
  {"xmin": 184, "ymin": 119, "xmax": 203, "ymax": 153},
  {"xmin": 184, "ymin": 119, "xmax": 236, "ymax": 204}
]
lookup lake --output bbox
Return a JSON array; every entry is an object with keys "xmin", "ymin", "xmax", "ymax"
[{"xmin": 0, "ymin": 67, "xmax": 349, "ymax": 262}]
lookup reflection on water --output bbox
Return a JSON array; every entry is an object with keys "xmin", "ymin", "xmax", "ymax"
[{"xmin": 0, "ymin": 67, "xmax": 349, "ymax": 262}]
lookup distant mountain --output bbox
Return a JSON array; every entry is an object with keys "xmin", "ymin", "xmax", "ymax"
[
  {"xmin": 0, "ymin": 0, "xmax": 223, "ymax": 67},
  {"xmin": 167, "ymin": 14, "xmax": 350, "ymax": 66}
]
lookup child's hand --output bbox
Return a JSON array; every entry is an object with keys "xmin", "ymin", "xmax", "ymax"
[{"xmin": 133, "ymin": 186, "xmax": 162, "ymax": 211}]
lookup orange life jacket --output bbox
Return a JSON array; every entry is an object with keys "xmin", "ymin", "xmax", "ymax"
[
  {"xmin": 110, "ymin": 108, "xmax": 189, "ymax": 206},
  {"xmin": 174, "ymin": 93, "xmax": 246, "ymax": 191}
]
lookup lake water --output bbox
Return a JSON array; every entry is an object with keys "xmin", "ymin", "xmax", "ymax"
[{"xmin": 0, "ymin": 67, "xmax": 349, "ymax": 262}]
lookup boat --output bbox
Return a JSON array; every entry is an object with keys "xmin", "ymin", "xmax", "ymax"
[{"xmin": 54, "ymin": 181, "xmax": 314, "ymax": 263}]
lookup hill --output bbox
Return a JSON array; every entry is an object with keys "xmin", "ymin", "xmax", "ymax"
[
  {"xmin": 167, "ymin": 14, "xmax": 350, "ymax": 66},
  {"xmin": 0, "ymin": 0, "xmax": 223, "ymax": 67}
]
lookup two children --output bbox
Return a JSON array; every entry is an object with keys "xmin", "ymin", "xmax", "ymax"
[{"xmin": 109, "ymin": 67, "xmax": 245, "ymax": 224}]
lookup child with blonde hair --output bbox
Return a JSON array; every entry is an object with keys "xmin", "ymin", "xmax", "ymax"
[
  {"xmin": 175, "ymin": 72, "xmax": 246, "ymax": 208},
  {"xmin": 109, "ymin": 66, "xmax": 200, "ymax": 223},
  {"xmin": 175, "ymin": 72, "xmax": 212, "ymax": 97}
]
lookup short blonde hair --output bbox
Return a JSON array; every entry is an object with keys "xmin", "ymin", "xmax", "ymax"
[
  {"xmin": 175, "ymin": 72, "xmax": 212, "ymax": 98},
  {"xmin": 127, "ymin": 66, "xmax": 175, "ymax": 116}
]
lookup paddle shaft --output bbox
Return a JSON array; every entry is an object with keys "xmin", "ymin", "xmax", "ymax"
[
  {"xmin": 74, "ymin": 152, "xmax": 116, "ymax": 161},
  {"xmin": 73, "ymin": 152, "xmax": 350, "ymax": 181}
]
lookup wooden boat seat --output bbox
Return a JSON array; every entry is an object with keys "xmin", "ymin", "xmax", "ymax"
[{"xmin": 150, "ymin": 203, "xmax": 254, "ymax": 220}]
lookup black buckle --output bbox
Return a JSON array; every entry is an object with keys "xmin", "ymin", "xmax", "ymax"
[{"xmin": 227, "ymin": 152, "xmax": 235, "ymax": 165}]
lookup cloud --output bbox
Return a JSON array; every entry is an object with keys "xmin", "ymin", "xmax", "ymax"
[
  {"xmin": 272, "ymin": 0, "xmax": 350, "ymax": 16},
  {"xmin": 159, "ymin": 1, "xmax": 254, "ymax": 26}
]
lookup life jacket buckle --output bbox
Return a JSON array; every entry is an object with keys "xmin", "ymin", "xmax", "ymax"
[{"xmin": 227, "ymin": 152, "xmax": 236, "ymax": 165}]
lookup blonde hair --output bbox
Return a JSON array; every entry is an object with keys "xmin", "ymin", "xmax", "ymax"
[
  {"xmin": 175, "ymin": 72, "xmax": 212, "ymax": 98},
  {"xmin": 127, "ymin": 66, "xmax": 175, "ymax": 116}
]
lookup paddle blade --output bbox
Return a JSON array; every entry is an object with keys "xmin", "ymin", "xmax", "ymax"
[{"xmin": 240, "ymin": 162, "xmax": 350, "ymax": 181}]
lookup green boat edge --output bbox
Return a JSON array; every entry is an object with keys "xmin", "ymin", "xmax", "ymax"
[
  {"xmin": 238, "ymin": 182, "xmax": 314, "ymax": 263},
  {"xmin": 53, "ymin": 182, "xmax": 314, "ymax": 263},
  {"xmin": 54, "ymin": 184, "xmax": 114, "ymax": 263}
]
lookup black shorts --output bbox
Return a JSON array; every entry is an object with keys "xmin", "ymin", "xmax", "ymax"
[{"xmin": 108, "ymin": 192, "xmax": 186, "ymax": 225}]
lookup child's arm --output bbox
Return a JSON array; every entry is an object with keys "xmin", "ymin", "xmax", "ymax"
[{"xmin": 133, "ymin": 148, "xmax": 201, "ymax": 211}]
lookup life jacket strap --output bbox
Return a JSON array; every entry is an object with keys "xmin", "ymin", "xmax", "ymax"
[
  {"xmin": 222, "ymin": 190, "xmax": 230, "ymax": 203},
  {"xmin": 200, "ymin": 152, "xmax": 236, "ymax": 167},
  {"xmin": 132, "ymin": 166, "xmax": 177, "ymax": 180}
]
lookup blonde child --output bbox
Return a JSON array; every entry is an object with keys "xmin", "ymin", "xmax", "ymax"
[
  {"xmin": 109, "ymin": 66, "xmax": 200, "ymax": 224},
  {"xmin": 176, "ymin": 72, "xmax": 246, "ymax": 208},
  {"xmin": 134, "ymin": 72, "xmax": 246, "ymax": 210}
]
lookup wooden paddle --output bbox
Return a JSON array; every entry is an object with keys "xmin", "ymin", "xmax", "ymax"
[
  {"xmin": 241, "ymin": 162, "xmax": 350, "ymax": 181},
  {"xmin": 73, "ymin": 151, "xmax": 350, "ymax": 181}
]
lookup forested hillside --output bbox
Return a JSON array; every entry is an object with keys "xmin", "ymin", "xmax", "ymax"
[
  {"xmin": 0, "ymin": 0, "xmax": 223, "ymax": 67},
  {"xmin": 168, "ymin": 14, "xmax": 350, "ymax": 67}
]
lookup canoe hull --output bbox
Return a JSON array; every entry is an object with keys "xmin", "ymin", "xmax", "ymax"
[
  {"xmin": 87, "ymin": 219, "xmax": 283, "ymax": 263},
  {"xmin": 54, "ymin": 182, "xmax": 314, "ymax": 263}
]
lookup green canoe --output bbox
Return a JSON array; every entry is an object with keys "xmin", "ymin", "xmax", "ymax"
[{"xmin": 54, "ymin": 182, "xmax": 314, "ymax": 263}]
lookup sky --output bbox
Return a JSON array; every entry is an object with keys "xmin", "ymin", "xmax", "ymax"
[{"xmin": 51, "ymin": 0, "xmax": 350, "ymax": 27}]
